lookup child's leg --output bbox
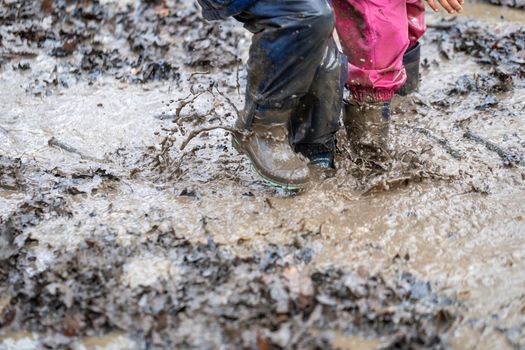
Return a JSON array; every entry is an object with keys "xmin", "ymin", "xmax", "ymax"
[
  {"xmin": 230, "ymin": 0, "xmax": 336, "ymax": 186},
  {"xmin": 331, "ymin": 0, "xmax": 409, "ymax": 102},
  {"xmin": 236, "ymin": 0, "xmax": 335, "ymax": 114}
]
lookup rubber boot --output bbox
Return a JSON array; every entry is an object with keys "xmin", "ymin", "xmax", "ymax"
[
  {"xmin": 232, "ymin": 109, "xmax": 310, "ymax": 190},
  {"xmin": 343, "ymin": 100, "xmax": 391, "ymax": 159},
  {"xmin": 397, "ymin": 41, "xmax": 421, "ymax": 96}
]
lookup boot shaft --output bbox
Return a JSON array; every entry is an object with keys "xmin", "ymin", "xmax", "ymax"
[{"xmin": 343, "ymin": 100, "xmax": 391, "ymax": 158}]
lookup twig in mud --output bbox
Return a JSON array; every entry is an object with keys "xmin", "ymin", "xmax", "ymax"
[
  {"xmin": 235, "ymin": 57, "xmax": 241, "ymax": 96},
  {"xmin": 155, "ymin": 85, "xmax": 244, "ymax": 174},
  {"xmin": 176, "ymin": 93, "xmax": 192, "ymax": 102},
  {"xmin": 175, "ymin": 91, "xmax": 205, "ymax": 118},
  {"xmin": 362, "ymin": 168, "xmax": 456, "ymax": 195},
  {"xmin": 337, "ymin": 191, "xmax": 355, "ymax": 202},
  {"xmin": 400, "ymin": 125, "xmax": 462, "ymax": 159},
  {"xmin": 167, "ymin": 155, "xmax": 187, "ymax": 180},
  {"xmin": 175, "ymin": 110, "xmax": 216, "ymax": 126},
  {"xmin": 463, "ymin": 130, "xmax": 524, "ymax": 166},
  {"xmin": 363, "ymin": 175, "xmax": 415, "ymax": 195},
  {"xmin": 180, "ymin": 126, "xmax": 250, "ymax": 151},
  {"xmin": 214, "ymin": 85, "xmax": 241, "ymax": 118},
  {"xmin": 458, "ymin": 116, "xmax": 524, "ymax": 166},
  {"xmin": 48, "ymin": 137, "xmax": 102, "ymax": 162},
  {"xmin": 48, "ymin": 137, "xmax": 80, "ymax": 154},
  {"xmin": 1, "ymin": 51, "xmax": 38, "ymax": 59},
  {"xmin": 158, "ymin": 133, "xmax": 177, "ymax": 169},
  {"xmin": 398, "ymin": 149, "xmax": 419, "ymax": 163},
  {"xmin": 187, "ymin": 71, "xmax": 210, "ymax": 81}
]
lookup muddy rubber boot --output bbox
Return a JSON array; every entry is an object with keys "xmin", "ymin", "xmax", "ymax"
[
  {"xmin": 343, "ymin": 100, "xmax": 391, "ymax": 159},
  {"xmin": 397, "ymin": 42, "xmax": 421, "ymax": 96},
  {"xmin": 232, "ymin": 110, "xmax": 310, "ymax": 190},
  {"xmin": 295, "ymin": 139, "xmax": 335, "ymax": 169}
]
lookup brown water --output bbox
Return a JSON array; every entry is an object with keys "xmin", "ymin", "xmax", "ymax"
[{"xmin": 1, "ymin": 1, "xmax": 524, "ymax": 349}]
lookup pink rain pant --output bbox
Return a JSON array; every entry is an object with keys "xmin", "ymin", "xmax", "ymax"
[{"xmin": 332, "ymin": 0, "xmax": 427, "ymax": 102}]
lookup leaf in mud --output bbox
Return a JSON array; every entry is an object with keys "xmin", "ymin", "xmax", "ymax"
[
  {"xmin": 50, "ymin": 40, "xmax": 77, "ymax": 57},
  {"xmin": 282, "ymin": 266, "xmax": 313, "ymax": 297},
  {"xmin": 476, "ymin": 95, "xmax": 499, "ymax": 110},
  {"xmin": 61, "ymin": 313, "xmax": 84, "ymax": 337},
  {"xmin": 409, "ymin": 281, "xmax": 432, "ymax": 300},
  {"xmin": 316, "ymin": 293, "xmax": 338, "ymax": 306},
  {"xmin": 179, "ymin": 188, "xmax": 197, "ymax": 197},
  {"xmin": 0, "ymin": 219, "xmax": 16, "ymax": 261},
  {"xmin": 0, "ymin": 297, "xmax": 16, "ymax": 328},
  {"xmin": 0, "ymin": 156, "xmax": 24, "ymax": 191},
  {"xmin": 265, "ymin": 324, "xmax": 292, "ymax": 348},
  {"xmin": 67, "ymin": 187, "xmax": 86, "ymax": 195},
  {"xmin": 438, "ymin": 37, "xmax": 454, "ymax": 60},
  {"xmin": 435, "ymin": 309, "xmax": 455, "ymax": 330},
  {"xmin": 257, "ymin": 333, "xmax": 273, "ymax": 350},
  {"xmin": 451, "ymin": 75, "xmax": 475, "ymax": 95},
  {"xmin": 71, "ymin": 168, "xmax": 119, "ymax": 181},
  {"xmin": 17, "ymin": 61, "xmax": 31, "ymax": 70},
  {"xmin": 41, "ymin": 0, "xmax": 54, "ymax": 13},
  {"xmin": 343, "ymin": 273, "xmax": 367, "ymax": 298},
  {"xmin": 46, "ymin": 282, "xmax": 75, "ymax": 308},
  {"xmin": 154, "ymin": 5, "xmax": 170, "ymax": 17}
]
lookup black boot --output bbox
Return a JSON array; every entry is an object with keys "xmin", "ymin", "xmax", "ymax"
[
  {"xmin": 397, "ymin": 41, "xmax": 421, "ymax": 96},
  {"xmin": 343, "ymin": 100, "xmax": 391, "ymax": 159}
]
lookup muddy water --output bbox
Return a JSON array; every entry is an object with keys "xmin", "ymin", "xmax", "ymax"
[{"xmin": 1, "ymin": 0, "xmax": 525, "ymax": 349}]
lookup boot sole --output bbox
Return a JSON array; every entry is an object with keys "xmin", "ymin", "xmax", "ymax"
[{"xmin": 231, "ymin": 136, "xmax": 305, "ymax": 191}]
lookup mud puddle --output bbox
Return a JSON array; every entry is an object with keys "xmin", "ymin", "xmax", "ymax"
[{"xmin": 1, "ymin": 0, "xmax": 525, "ymax": 349}]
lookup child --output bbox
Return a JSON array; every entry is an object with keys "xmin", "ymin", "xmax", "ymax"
[
  {"xmin": 197, "ymin": 0, "xmax": 344, "ymax": 189},
  {"xmin": 331, "ymin": 0, "xmax": 463, "ymax": 158}
]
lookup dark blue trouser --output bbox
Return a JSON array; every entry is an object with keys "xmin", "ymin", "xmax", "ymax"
[{"xmin": 200, "ymin": 0, "xmax": 344, "ymax": 145}]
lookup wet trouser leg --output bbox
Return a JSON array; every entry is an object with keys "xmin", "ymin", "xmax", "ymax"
[
  {"xmin": 291, "ymin": 39, "xmax": 345, "ymax": 146},
  {"xmin": 234, "ymin": 0, "xmax": 336, "ymax": 127},
  {"xmin": 407, "ymin": 0, "xmax": 426, "ymax": 48}
]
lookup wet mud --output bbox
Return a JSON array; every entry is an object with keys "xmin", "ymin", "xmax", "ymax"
[{"xmin": 1, "ymin": 0, "xmax": 525, "ymax": 349}]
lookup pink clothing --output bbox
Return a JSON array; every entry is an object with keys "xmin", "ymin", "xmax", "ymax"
[{"xmin": 332, "ymin": 0, "xmax": 426, "ymax": 102}]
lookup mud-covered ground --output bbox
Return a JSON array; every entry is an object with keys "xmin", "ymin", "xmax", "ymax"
[{"xmin": 1, "ymin": 0, "xmax": 524, "ymax": 349}]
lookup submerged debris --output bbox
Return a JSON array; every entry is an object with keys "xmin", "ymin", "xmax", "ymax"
[
  {"xmin": 0, "ymin": 0, "xmax": 243, "ymax": 94},
  {"xmin": 488, "ymin": 0, "xmax": 525, "ymax": 8},
  {"xmin": 0, "ymin": 192, "xmax": 71, "ymax": 261},
  {"xmin": 439, "ymin": 18, "xmax": 525, "ymax": 73},
  {"xmin": 0, "ymin": 156, "xmax": 24, "ymax": 192},
  {"xmin": 0, "ymin": 239, "xmax": 457, "ymax": 349}
]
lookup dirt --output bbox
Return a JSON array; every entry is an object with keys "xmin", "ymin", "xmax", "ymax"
[{"xmin": 0, "ymin": 0, "xmax": 524, "ymax": 349}]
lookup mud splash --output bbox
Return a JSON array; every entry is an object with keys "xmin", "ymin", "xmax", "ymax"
[{"xmin": 1, "ymin": 0, "xmax": 525, "ymax": 349}]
